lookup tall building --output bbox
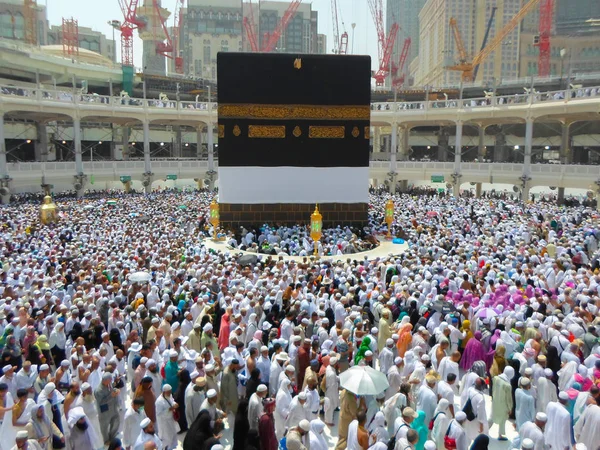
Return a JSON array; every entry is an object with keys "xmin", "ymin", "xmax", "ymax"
[
  {"xmin": 47, "ymin": 25, "xmax": 116, "ymax": 62},
  {"xmin": 555, "ymin": 0, "xmax": 600, "ymax": 35},
  {"xmin": 416, "ymin": 0, "xmax": 521, "ymax": 87},
  {"xmin": 137, "ymin": 0, "xmax": 171, "ymax": 76},
  {"xmin": 0, "ymin": 0, "xmax": 48, "ymax": 45},
  {"xmin": 182, "ymin": 0, "xmax": 321, "ymax": 82},
  {"xmin": 386, "ymin": 0, "xmax": 427, "ymax": 83},
  {"xmin": 317, "ymin": 33, "xmax": 327, "ymax": 54}
]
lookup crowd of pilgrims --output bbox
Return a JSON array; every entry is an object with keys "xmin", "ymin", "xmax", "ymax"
[{"xmin": 0, "ymin": 190, "xmax": 600, "ymax": 450}]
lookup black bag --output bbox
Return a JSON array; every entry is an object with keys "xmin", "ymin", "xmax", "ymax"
[
  {"xmin": 388, "ymin": 423, "xmax": 407, "ymax": 450},
  {"xmin": 462, "ymin": 395, "xmax": 476, "ymax": 421}
]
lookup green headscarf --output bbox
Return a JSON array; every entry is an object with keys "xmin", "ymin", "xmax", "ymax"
[
  {"xmin": 354, "ymin": 336, "xmax": 372, "ymax": 365},
  {"xmin": 413, "ymin": 410, "xmax": 428, "ymax": 450}
]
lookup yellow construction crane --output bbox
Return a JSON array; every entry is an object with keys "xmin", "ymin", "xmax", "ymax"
[{"xmin": 448, "ymin": 0, "xmax": 541, "ymax": 82}]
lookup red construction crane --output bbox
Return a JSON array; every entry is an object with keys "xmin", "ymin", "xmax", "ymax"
[
  {"xmin": 62, "ymin": 17, "xmax": 79, "ymax": 58},
  {"xmin": 262, "ymin": 0, "xmax": 302, "ymax": 53},
  {"xmin": 171, "ymin": 0, "xmax": 185, "ymax": 73},
  {"xmin": 392, "ymin": 38, "xmax": 411, "ymax": 88},
  {"xmin": 536, "ymin": 0, "xmax": 553, "ymax": 77},
  {"xmin": 331, "ymin": 0, "xmax": 348, "ymax": 54},
  {"xmin": 368, "ymin": 0, "xmax": 398, "ymax": 86},
  {"xmin": 243, "ymin": 0, "xmax": 259, "ymax": 52},
  {"xmin": 154, "ymin": 1, "xmax": 174, "ymax": 58},
  {"xmin": 116, "ymin": 0, "xmax": 144, "ymax": 66}
]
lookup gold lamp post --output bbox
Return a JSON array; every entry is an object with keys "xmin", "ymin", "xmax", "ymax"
[
  {"xmin": 310, "ymin": 204, "xmax": 323, "ymax": 256},
  {"xmin": 40, "ymin": 195, "xmax": 58, "ymax": 225},
  {"xmin": 385, "ymin": 199, "xmax": 394, "ymax": 238},
  {"xmin": 209, "ymin": 199, "xmax": 219, "ymax": 240}
]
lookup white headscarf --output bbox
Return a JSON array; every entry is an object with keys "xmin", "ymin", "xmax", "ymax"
[{"xmin": 308, "ymin": 419, "xmax": 327, "ymax": 450}]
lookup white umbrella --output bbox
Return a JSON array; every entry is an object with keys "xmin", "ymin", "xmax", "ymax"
[
  {"xmin": 339, "ymin": 365, "xmax": 389, "ymax": 396},
  {"xmin": 129, "ymin": 271, "xmax": 152, "ymax": 283}
]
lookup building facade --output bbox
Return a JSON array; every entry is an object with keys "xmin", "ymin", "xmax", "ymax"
[
  {"xmin": 0, "ymin": 0, "xmax": 48, "ymax": 45},
  {"xmin": 555, "ymin": 0, "xmax": 600, "ymax": 36},
  {"xmin": 386, "ymin": 0, "xmax": 427, "ymax": 85},
  {"xmin": 416, "ymin": 0, "xmax": 521, "ymax": 87},
  {"xmin": 182, "ymin": 0, "xmax": 322, "ymax": 82},
  {"xmin": 47, "ymin": 25, "xmax": 116, "ymax": 62}
]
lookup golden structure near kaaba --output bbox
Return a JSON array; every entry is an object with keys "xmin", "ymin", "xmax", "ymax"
[{"xmin": 39, "ymin": 195, "xmax": 58, "ymax": 224}]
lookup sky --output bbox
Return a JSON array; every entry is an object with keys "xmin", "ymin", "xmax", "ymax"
[{"xmin": 45, "ymin": 0, "xmax": 381, "ymax": 70}]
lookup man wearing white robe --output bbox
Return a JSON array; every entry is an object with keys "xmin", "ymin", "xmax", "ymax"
[
  {"xmin": 446, "ymin": 412, "xmax": 469, "ymax": 450},
  {"xmin": 286, "ymin": 392, "xmax": 309, "ymax": 428},
  {"xmin": 575, "ymin": 403, "xmax": 600, "ymax": 450},
  {"xmin": 416, "ymin": 376, "xmax": 438, "ymax": 426},
  {"xmin": 544, "ymin": 393, "xmax": 573, "ymax": 450},
  {"xmin": 154, "ymin": 385, "xmax": 178, "ymax": 450},
  {"xmin": 184, "ymin": 378, "xmax": 206, "ymax": 427},
  {"xmin": 248, "ymin": 384, "xmax": 267, "ymax": 431},
  {"xmin": 269, "ymin": 354, "xmax": 287, "ymax": 397},
  {"xmin": 515, "ymin": 379, "xmax": 536, "ymax": 428},
  {"xmin": 574, "ymin": 386, "xmax": 599, "ymax": 425},
  {"xmin": 275, "ymin": 379, "xmax": 292, "ymax": 440},
  {"xmin": 519, "ymin": 413, "xmax": 547, "ymax": 450},
  {"xmin": 537, "ymin": 369, "xmax": 558, "ymax": 413},
  {"xmin": 123, "ymin": 398, "xmax": 147, "ymax": 450},
  {"xmin": 324, "ymin": 357, "xmax": 340, "ymax": 425},
  {"xmin": 134, "ymin": 419, "xmax": 163, "ymax": 450},
  {"xmin": 74, "ymin": 383, "xmax": 103, "ymax": 450},
  {"xmin": 465, "ymin": 379, "xmax": 489, "ymax": 442},
  {"xmin": 438, "ymin": 352, "xmax": 460, "ymax": 386},
  {"xmin": 378, "ymin": 340, "xmax": 395, "ymax": 375},
  {"xmin": 386, "ymin": 357, "xmax": 404, "ymax": 401}
]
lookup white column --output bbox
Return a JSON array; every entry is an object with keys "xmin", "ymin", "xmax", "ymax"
[
  {"xmin": 0, "ymin": 115, "xmax": 6, "ymax": 179},
  {"xmin": 478, "ymin": 126, "xmax": 486, "ymax": 160},
  {"xmin": 207, "ymin": 123, "xmax": 215, "ymax": 190},
  {"xmin": 143, "ymin": 121, "xmax": 151, "ymax": 173},
  {"xmin": 196, "ymin": 126, "xmax": 203, "ymax": 159},
  {"xmin": 390, "ymin": 123, "xmax": 398, "ymax": 171},
  {"xmin": 73, "ymin": 118, "xmax": 83, "ymax": 175},
  {"xmin": 522, "ymin": 118, "xmax": 534, "ymax": 201},
  {"xmin": 207, "ymin": 123, "xmax": 214, "ymax": 172},
  {"xmin": 454, "ymin": 121, "xmax": 463, "ymax": 171}
]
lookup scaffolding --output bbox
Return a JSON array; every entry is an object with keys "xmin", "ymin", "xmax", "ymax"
[{"xmin": 62, "ymin": 17, "xmax": 80, "ymax": 59}]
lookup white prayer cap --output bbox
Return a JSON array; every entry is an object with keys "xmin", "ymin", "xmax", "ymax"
[
  {"xmin": 261, "ymin": 346, "xmax": 269, "ymax": 352},
  {"xmin": 544, "ymin": 368, "xmax": 553, "ymax": 377},
  {"xmin": 257, "ymin": 384, "xmax": 267, "ymax": 393},
  {"xmin": 575, "ymin": 444, "xmax": 587, "ymax": 450},
  {"xmin": 455, "ymin": 411, "xmax": 467, "ymax": 421},
  {"xmin": 521, "ymin": 378, "xmax": 531, "ymax": 387},
  {"xmin": 285, "ymin": 365, "xmax": 295, "ymax": 372},
  {"xmin": 203, "ymin": 323, "xmax": 213, "ymax": 332},
  {"xmin": 424, "ymin": 441, "xmax": 437, "ymax": 450},
  {"xmin": 299, "ymin": 419, "xmax": 310, "ymax": 431},
  {"xmin": 394, "ymin": 357, "xmax": 403, "ymax": 365},
  {"xmin": 39, "ymin": 364, "xmax": 49, "ymax": 371},
  {"xmin": 371, "ymin": 327, "xmax": 378, "ymax": 334},
  {"xmin": 15, "ymin": 430, "xmax": 28, "ymax": 439},
  {"xmin": 81, "ymin": 382, "xmax": 91, "ymax": 391},
  {"xmin": 140, "ymin": 418, "xmax": 152, "ymax": 428},
  {"xmin": 207, "ymin": 389, "xmax": 217, "ymax": 398},
  {"xmin": 211, "ymin": 446, "xmax": 224, "ymax": 450},
  {"xmin": 205, "ymin": 364, "xmax": 215, "ymax": 372},
  {"xmin": 535, "ymin": 412, "xmax": 548, "ymax": 422},
  {"xmin": 147, "ymin": 358, "xmax": 156, "ymax": 366},
  {"xmin": 298, "ymin": 392, "xmax": 307, "ymax": 400},
  {"xmin": 558, "ymin": 391, "xmax": 569, "ymax": 401},
  {"xmin": 140, "ymin": 357, "xmax": 148, "ymax": 365},
  {"xmin": 169, "ymin": 350, "xmax": 178, "ymax": 358},
  {"xmin": 386, "ymin": 338, "xmax": 394, "ymax": 346},
  {"xmin": 365, "ymin": 351, "xmax": 373, "ymax": 357},
  {"xmin": 521, "ymin": 438, "xmax": 535, "ymax": 449},
  {"xmin": 162, "ymin": 384, "xmax": 172, "ymax": 392}
]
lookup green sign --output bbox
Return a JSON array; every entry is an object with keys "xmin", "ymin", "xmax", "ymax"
[
  {"xmin": 120, "ymin": 176, "xmax": 131, "ymax": 183},
  {"xmin": 431, "ymin": 175, "xmax": 445, "ymax": 183},
  {"xmin": 166, "ymin": 174, "xmax": 178, "ymax": 181}
]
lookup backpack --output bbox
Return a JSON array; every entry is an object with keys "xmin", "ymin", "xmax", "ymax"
[
  {"xmin": 429, "ymin": 411, "xmax": 444, "ymax": 430},
  {"xmin": 388, "ymin": 423, "xmax": 408, "ymax": 450},
  {"xmin": 444, "ymin": 422, "xmax": 457, "ymax": 450},
  {"xmin": 462, "ymin": 392, "xmax": 479, "ymax": 421}
]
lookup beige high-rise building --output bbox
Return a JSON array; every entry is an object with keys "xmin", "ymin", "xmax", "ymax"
[
  {"xmin": 182, "ymin": 0, "xmax": 322, "ymax": 82},
  {"xmin": 415, "ymin": 0, "xmax": 521, "ymax": 87}
]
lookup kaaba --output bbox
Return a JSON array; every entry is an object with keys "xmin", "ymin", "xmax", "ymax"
[{"xmin": 217, "ymin": 52, "xmax": 371, "ymax": 227}]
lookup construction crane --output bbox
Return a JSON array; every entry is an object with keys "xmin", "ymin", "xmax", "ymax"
[
  {"xmin": 448, "ymin": 0, "xmax": 542, "ymax": 82},
  {"xmin": 153, "ymin": 1, "xmax": 175, "ymax": 60},
  {"xmin": 331, "ymin": 0, "xmax": 348, "ymax": 54},
  {"xmin": 392, "ymin": 38, "xmax": 411, "ymax": 88},
  {"xmin": 473, "ymin": 7, "xmax": 497, "ymax": 80},
  {"xmin": 171, "ymin": 0, "xmax": 185, "ymax": 73},
  {"xmin": 368, "ymin": 0, "xmax": 399, "ymax": 86},
  {"xmin": 23, "ymin": 0, "xmax": 37, "ymax": 45},
  {"xmin": 535, "ymin": 0, "xmax": 553, "ymax": 77},
  {"xmin": 116, "ymin": 0, "xmax": 145, "ymax": 67},
  {"xmin": 243, "ymin": 0, "xmax": 259, "ymax": 52},
  {"xmin": 262, "ymin": 0, "xmax": 302, "ymax": 53}
]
